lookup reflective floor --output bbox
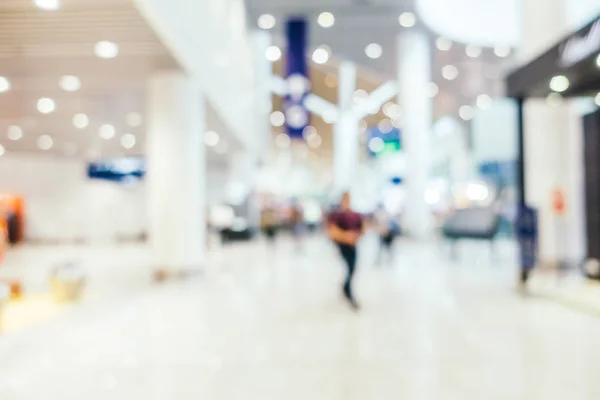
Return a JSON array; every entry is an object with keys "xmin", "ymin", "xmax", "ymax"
[{"xmin": 2, "ymin": 234, "xmax": 600, "ymax": 399}]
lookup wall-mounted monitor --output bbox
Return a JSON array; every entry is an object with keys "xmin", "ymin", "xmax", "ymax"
[{"xmin": 87, "ymin": 157, "xmax": 146, "ymax": 183}]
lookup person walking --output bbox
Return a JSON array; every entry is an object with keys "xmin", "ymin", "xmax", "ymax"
[{"xmin": 327, "ymin": 192, "xmax": 364, "ymax": 310}]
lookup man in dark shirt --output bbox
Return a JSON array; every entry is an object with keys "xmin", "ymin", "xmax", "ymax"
[{"xmin": 327, "ymin": 192, "xmax": 364, "ymax": 310}]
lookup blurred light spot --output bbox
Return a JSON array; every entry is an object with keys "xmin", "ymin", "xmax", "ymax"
[
  {"xmin": 126, "ymin": 112, "xmax": 143, "ymax": 127},
  {"xmin": 596, "ymin": 54, "xmax": 600, "ymax": 68},
  {"xmin": 37, "ymin": 97, "xmax": 56, "ymax": 114},
  {"xmin": 265, "ymin": 46, "xmax": 281, "ymax": 62},
  {"xmin": 318, "ymin": 12, "xmax": 335, "ymax": 28},
  {"xmin": 353, "ymin": 89, "xmax": 368, "ymax": 103},
  {"xmin": 276, "ymin": 133, "xmax": 290, "ymax": 148},
  {"xmin": 466, "ymin": 182, "xmax": 489, "ymax": 201},
  {"xmin": 257, "ymin": 14, "xmax": 276, "ymax": 30},
  {"xmin": 205, "ymin": 130, "xmax": 219, "ymax": 147},
  {"xmin": 436, "ymin": 37, "xmax": 452, "ymax": 51},
  {"xmin": 37, "ymin": 135, "xmax": 53, "ymax": 150},
  {"xmin": 494, "ymin": 45, "xmax": 511, "ymax": 57},
  {"xmin": 549, "ymin": 75, "xmax": 569, "ymax": 93},
  {"xmin": 399, "ymin": 12, "xmax": 416, "ymax": 27},
  {"xmin": 465, "ymin": 45, "xmax": 482, "ymax": 58},
  {"xmin": 302, "ymin": 125, "xmax": 317, "ymax": 139},
  {"xmin": 121, "ymin": 133, "xmax": 136, "ymax": 149},
  {"xmin": 59, "ymin": 75, "xmax": 81, "ymax": 92},
  {"xmin": 383, "ymin": 103, "xmax": 402, "ymax": 119},
  {"xmin": 35, "ymin": 0, "xmax": 60, "ymax": 10},
  {"xmin": 378, "ymin": 118, "xmax": 393, "ymax": 134},
  {"xmin": 95, "ymin": 41, "xmax": 119, "ymax": 59},
  {"xmin": 392, "ymin": 118, "xmax": 403, "ymax": 129},
  {"xmin": 425, "ymin": 189, "xmax": 441, "ymax": 205},
  {"xmin": 8, "ymin": 126, "xmax": 23, "ymax": 141},
  {"xmin": 442, "ymin": 65, "xmax": 459, "ymax": 80},
  {"xmin": 595, "ymin": 92, "xmax": 600, "ymax": 106},
  {"xmin": 0, "ymin": 144, "xmax": 5, "ymax": 157},
  {"xmin": 0, "ymin": 77, "xmax": 11, "ymax": 93},
  {"xmin": 427, "ymin": 82, "xmax": 439, "ymax": 97},
  {"xmin": 73, "ymin": 113, "xmax": 89, "ymax": 129},
  {"xmin": 307, "ymin": 133, "xmax": 322, "ymax": 148},
  {"xmin": 312, "ymin": 46, "xmax": 330, "ymax": 64},
  {"xmin": 270, "ymin": 111, "xmax": 285, "ymax": 127},
  {"xmin": 324, "ymin": 73, "xmax": 338, "ymax": 88},
  {"xmin": 476, "ymin": 94, "xmax": 492, "ymax": 110},
  {"xmin": 368, "ymin": 137, "xmax": 385, "ymax": 153},
  {"xmin": 99, "ymin": 124, "xmax": 115, "ymax": 139},
  {"xmin": 459, "ymin": 105, "xmax": 475, "ymax": 120},
  {"xmin": 365, "ymin": 43, "xmax": 382, "ymax": 59}
]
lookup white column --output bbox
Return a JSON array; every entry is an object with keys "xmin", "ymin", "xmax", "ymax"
[
  {"xmin": 147, "ymin": 71, "xmax": 205, "ymax": 270},
  {"xmin": 522, "ymin": 0, "xmax": 585, "ymax": 265},
  {"xmin": 397, "ymin": 32, "xmax": 433, "ymax": 239},
  {"xmin": 250, "ymin": 30, "xmax": 272, "ymax": 160},
  {"xmin": 333, "ymin": 61, "xmax": 360, "ymax": 194}
]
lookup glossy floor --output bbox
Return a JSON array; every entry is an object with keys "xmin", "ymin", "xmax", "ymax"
[{"xmin": 1, "ymin": 235, "xmax": 600, "ymax": 399}]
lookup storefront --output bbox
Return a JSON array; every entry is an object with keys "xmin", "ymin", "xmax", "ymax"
[{"xmin": 506, "ymin": 14, "xmax": 600, "ymax": 280}]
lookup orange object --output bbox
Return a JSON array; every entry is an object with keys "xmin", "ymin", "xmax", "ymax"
[
  {"xmin": 0, "ymin": 194, "xmax": 25, "ymax": 243},
  {"xmin": 552, "ymin": 188, "xmax": 566, "ymax": 215}
]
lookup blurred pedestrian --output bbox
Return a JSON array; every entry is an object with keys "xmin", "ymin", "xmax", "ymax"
[{"xmin": 327, "ymin": 192, "xmax": 364, "ymax": 310}]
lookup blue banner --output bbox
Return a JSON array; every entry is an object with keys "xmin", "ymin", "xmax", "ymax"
[
  {"xmin": 284, "ymin": 18, "xmax": 310, "ymax": 138},
  {"xmin": 88, "ymin": 157, "xmax": 145, "ymax": 183}
]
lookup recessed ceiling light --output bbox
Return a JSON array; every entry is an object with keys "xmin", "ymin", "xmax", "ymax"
[
  {"xmin": 317, "ymin": 12, "xmax": 335, "ymax": 28},
  {"xmin": 459, "ymin": 105, "xmax": 475, "ymax": 121},
  {"xmin": 549, "ymin": 75, "xmax": 570, "ymax": 93},
  {"xmin": 257, "ymin": 14, "xmax": 276, "ymax": 30},
  {"xmin": 205, "ymin": 130, "xmax": 219, "ymax": 147},
  {"xmin": 275, "ymin": 133, "xmax": 291, "ymax": 148},
  {"xmin": 368, "ymin": 137, "xmax": 385, "ymax": 153},
  {"xmin": 95, "ymin": 41, "xmax": 119, "ymax": 59},
  {"xmin": 476, "ymin": 94, "xmax": 493, "ymax": 110},
  {"xmin": 324, "ymin": 73, "xmax": 338, "ymax": 88},
  {"xmin": 312, "ymin": 46, "xmax": 330, "ymax": 64},
  {"xmin": 99, "ymin": 124, "xmax": 116, "ymax": 139},
  {"xmin": 436, "ymin": 37, "xmax": 453, "ymax": 51},
  {"xmin": 270, "ymin": 111, "xmax": 285, "ymax": 127},
  {"xmin": 121, "ymin": 133, "xmax": 136, "ymax": 149},
  {"xmin": 465, "ymin": 45, "xmax": 482, "ymax": 58},
  {"xmin": 427, "ymin": 82, "xmax": 439, "ymax": 97},
  {"xmin": 383, "ymin": 103, "xmax": 402, "ymax": 120},
  {"xmin": 37, "ymin": 135, "xmax": 53, "ymax": 150},
  {"xmin": 0, "ymin": 77, "xmax": 10, "ymax": 93},
  {"xmin": 307, "ymin": 133, "xmax": 322, "ymax": 149},
  {"xmin": 37, "ymin": 97, "xmax": 56, "ymax": 114},
  {"xmin": 494, "ymin": 45, "xmax": 511, "ymax": 57},
  {"xmin": 302, "ymin": 126, "xmax": 317, "ymax": 139},
  {"xmin": 73, "ymin": 113, "xmax": 89, "ymax": 129},
  {"xmin": 34, "ymin": 0, "xmax": 60, "ymax": 10},
  {"xmin": 378, "ymin": 119, "xmax": 393, "ymax": 134},
  {"xmin": 265, "ymin": 45, "xmax": 281, "ymax": 62},
  {"xmin": 7, "ymin": 126, "xmax": 23, "ymax": 141},
  {"xmin": 353, "ymin": 89, "xmax": 368, "ymax": 103},
  {"xmin": 398, "ymin": 12, "xmax": 416, "ymax": 28},
  {"xmin": 59, "ymin": 75, "xmax": 81, "ymax": 92},
  {"xmin": 365, "ymin": 43, "xmax": 383, "ymax": 59},
  {"xmin": 442, "ymin": 65, "xmax": 459, "ymax": 80},
  {"xmin": 126, "ymin": 112, "xmax": 143, "ymax": 127}
]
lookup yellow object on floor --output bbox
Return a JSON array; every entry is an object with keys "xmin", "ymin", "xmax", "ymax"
[{"xmin": 0, "ymin": 293, "xmax": 68, "ymax": 333}]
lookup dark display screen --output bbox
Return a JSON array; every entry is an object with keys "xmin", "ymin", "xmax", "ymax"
[{"xmin": 87, "ymin": 157, "xmax": 146, "ymax": 183}]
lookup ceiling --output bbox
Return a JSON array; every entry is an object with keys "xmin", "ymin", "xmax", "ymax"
[
  {"xmin": 0, "ymin": 0, "xmax": 236, "ymax": 165},
  {"xmin": 247, "ymin": 0, "xmax": 517, "ymax": 158}
]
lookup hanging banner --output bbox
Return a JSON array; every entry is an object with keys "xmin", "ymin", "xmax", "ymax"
[{"xmin": 285, "ymin": 18, "xmax": 310, "ymax": 138}]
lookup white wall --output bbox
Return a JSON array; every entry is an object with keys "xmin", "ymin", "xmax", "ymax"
[
  {"xmin": 471, "ymin": 99, "xmax": 518, "ymax": 163},
  {"xmin": 0, "ymin": 154, "xmax": 146, "ymax": 243}
]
